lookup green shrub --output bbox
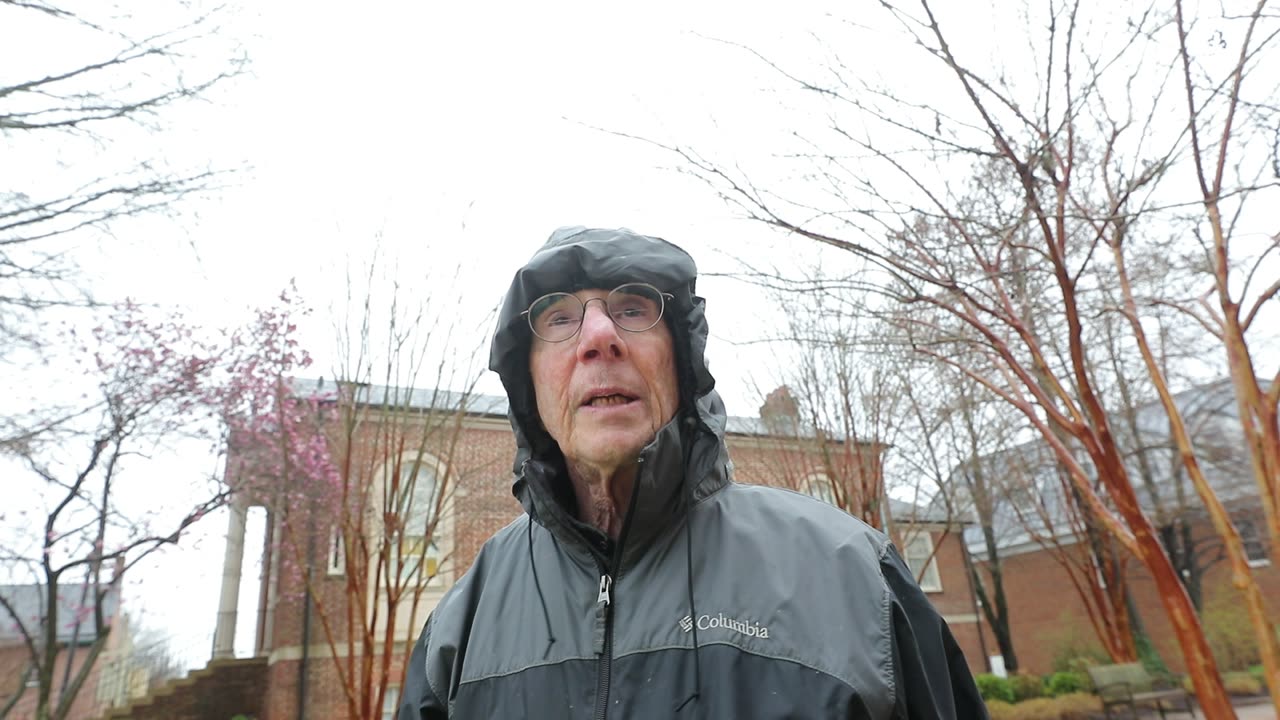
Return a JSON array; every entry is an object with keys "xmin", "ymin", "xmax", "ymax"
[
  {"xmin": 1003, "ymin": 698, "xmax": 1057, "ymax": 720},
  {"xmin": 985, "ymin": 699, "xmax": 1015, "ymax": 720},
  {"xmin": 1050, "ymin": 692, "xmax": 1103, "ymax": 720},
  {"xmin": 1060, "ymin": 655, "xmax": 1103, "ymax": 676},
  {"xmin": 985, "ymin": 693, "xmax": 1100, "ymax": 720},
  {"xmin": 1046, "ymin": 671, "xmax": 1088, "ymax": 697},
  {"xmin": 1009, "ymin": 672, "xmax": 1046, "ymax": 702},
  {"xmin": 975, "ymin": 673, "xmax": 1016, "ymax": 704},
  {"xmin": 1202, "ymin": 583, "xmax": 1260, "ymax": 671},
  {"xmin": 1248, "ymin": 664, "xmax": 1264, "ymax": 683},
  {"xmin": 1223, "ymin": 671, "xmax": 1263, "ymax": 696}
]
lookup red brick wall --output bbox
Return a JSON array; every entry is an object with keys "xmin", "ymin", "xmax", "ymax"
[
  {"xmin": 105, "ymin": 657, "xmax": 266, "ymax": 720},
  {"xmin": 974, "ymin": 517, "xmax": 1279, "ymax": 675},
  {"xmin": 0, "ymin": 641, "xmax": 105, "ymax": 720},
  {"xmin": 923, "ymin": 531, "xmax": 992, "ymax": 674},
  {"xmin": 263, "ymin": 418, "xmax": 521, "ymax": 655},
  {"xmin": 976, "ymin": 542, "xmax": 1102, "ymax": 674},
  {"xmin": 1123, "ymin": 518, "xmax": 1279, "ymax": 674},
  {"xmin": 247, "ymin": 417, "xmax": 983, "ymax": 718},
  {"xmin": 262, "ymin": 654, "xmax": 410, "ymax": 720}
]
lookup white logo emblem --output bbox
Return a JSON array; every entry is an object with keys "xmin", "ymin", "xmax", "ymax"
[{"xmin": 678, "ymin": 612, "xmax": 770, "ymax": 639}]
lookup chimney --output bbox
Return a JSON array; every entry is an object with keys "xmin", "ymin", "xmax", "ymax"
[{"xmin": 759, "ymin": 385, "xmax": 800, "ymax": 435}]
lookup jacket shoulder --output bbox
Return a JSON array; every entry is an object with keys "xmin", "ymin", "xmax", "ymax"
[
  {"xmin": 432, "ymin": 514, "xmax": 533, "ymax": 611},
  {"xmin": 716, "ymin": 481, "xmax": 893, "ymax": 556}
]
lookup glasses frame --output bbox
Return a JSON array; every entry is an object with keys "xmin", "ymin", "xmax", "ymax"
[{"xmin": 521, "ymin": 282, "xmax": 674, "ymax": 343}]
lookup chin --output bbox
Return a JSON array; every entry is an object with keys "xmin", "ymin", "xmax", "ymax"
[{"xmin": 577, "ymin": 434, "xmax": 649, "ymax": 469}]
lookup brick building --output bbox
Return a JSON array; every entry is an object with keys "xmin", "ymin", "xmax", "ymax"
[
  {"xmin": 961, "ymin": 379, "xmax": 1276, "ymax": 675},
  {"xmin": 177, "ymin": 381, "xmax": 986, "ymax": 720},
  {"xmin": 0, "ymin": 581, "xmax": 147, "ymax": 720}
]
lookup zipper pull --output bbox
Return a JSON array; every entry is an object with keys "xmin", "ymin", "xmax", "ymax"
[{"xmin": 597, "ymin": 573, "xmax": 612, "ymax": 606}]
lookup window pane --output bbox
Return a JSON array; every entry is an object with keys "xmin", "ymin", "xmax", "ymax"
[
  {"xmin": 327, "ymin": 528, "xmax": 344, "ymax": 575},
  {"xmin": 391, "ymin": 458, "xmax": 447, "ymax": 586},
  {"xmin": 381, "ymin": 686, "xmax": 400, "ymax": 720},
  {"xmin": 903, "ymin": 533, "xmax": 942, "ymax": 592},
  {"xmin": 1239, "ymin": 519, "xmax": 1269, "ymax": 564},
  {"xmin": 403, "ymin": 464, "xmax": 439, "ymax": 530}
]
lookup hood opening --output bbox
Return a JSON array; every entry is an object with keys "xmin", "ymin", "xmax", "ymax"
[{"xmin": 491, "ymin": 226, "xmax": 716, "ymax": 475}]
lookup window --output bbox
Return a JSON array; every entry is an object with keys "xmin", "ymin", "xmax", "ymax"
[
  {"xmin": 1239, "ymin": 518, "xmax": 1270, "ymax": 568},
  {"xmin": 902, "ymin": 531, "xmax": 943, "ymax": 593},
  {"xmin": 326, "ymin": 527, "xmax": 345, "ymax": 576},
  {"xmin": 381, "ymin": 685, "xmax": 400, "ymax": 720},
  {"xmin": 392, "ymin": 459, "xmax": 445, "ymax": 587},
  {"xmin": 803, "ymin": 473, "xmax": 839, "ymax": 508}
]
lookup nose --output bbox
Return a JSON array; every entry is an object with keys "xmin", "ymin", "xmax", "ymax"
[{"xmin": 576, "ymin": 299, "xmax": 624, "ymax": 361}]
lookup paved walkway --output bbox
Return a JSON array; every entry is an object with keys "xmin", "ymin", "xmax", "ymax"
[{"xmin": 1159, "ymin": 700, "xmax": 1275, "ymax": 719}]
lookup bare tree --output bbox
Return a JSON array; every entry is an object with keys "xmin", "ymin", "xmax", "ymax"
[
  {"xmin": 751, "ymin": 281, "xmax": 897, "ymax": 530},
  {"xmin": 0, "ymin": 0, "xmax": 245, "ymax": 347},
  {"xmin": 627, "ymin": 0, "xmax": 1279, "ymax": 713},
  {"xmin": 233, "ymin": 258, "xmax": 491, "ymax": 720},
  {"xmin": 0, "ymin": 297, "xmax": 304, "ymax": 720},
  {"xmin": 933, "ymin": 372, "xmax": 1028, "ymax": 672}
]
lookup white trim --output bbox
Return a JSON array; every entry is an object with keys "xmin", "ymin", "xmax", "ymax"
[
  {"xmin": 381, "ymin": 684, "xmax": 400, "ymax": 720},
  {"xmin": 1246, "ymin": 557, "xmax": 1271, "ymax": 569},
  {"xmin": 903, "ymin": 532, "xmax": 943, "ymax": 593},
  {"xmin": 942, "ymin": 613, "xmax": 980, "ymax": 624}
]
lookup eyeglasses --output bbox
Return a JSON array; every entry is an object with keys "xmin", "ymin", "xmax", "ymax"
[{"xmin": 522, "ymin": 283, "xmax": 673, "ymax": 343}]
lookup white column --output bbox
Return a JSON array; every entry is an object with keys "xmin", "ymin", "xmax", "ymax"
[{"xmin": 211, "ymin": 498, "xmax": 248, "ymax": 659}]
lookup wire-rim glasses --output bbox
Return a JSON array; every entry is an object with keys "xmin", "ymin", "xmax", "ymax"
[{"xmin": 522, "ymin": 283, "xmax": 673, "ymax": 343}]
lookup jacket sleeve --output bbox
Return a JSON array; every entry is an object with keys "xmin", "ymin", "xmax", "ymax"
[
  {"xmin": 399, "ymin": 614, "xmax": 448, "ymax": 720},
  {"xmin": 881, "ymin": 543, "xmax": 989, "ymax": 720}
]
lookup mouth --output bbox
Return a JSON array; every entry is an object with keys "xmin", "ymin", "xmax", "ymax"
[{"xmin": 582, "ymin": 392, "xmax": 639, "ymax": 408}]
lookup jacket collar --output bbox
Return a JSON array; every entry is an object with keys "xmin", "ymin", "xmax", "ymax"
[{"xmin": 514, "ymin": 405, "xmax": 730, "ymax": 570}]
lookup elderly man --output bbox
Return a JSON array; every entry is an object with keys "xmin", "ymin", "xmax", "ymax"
[{"xmin": 401, "ymin": 227, "xmax": 986, "ymax": 719}]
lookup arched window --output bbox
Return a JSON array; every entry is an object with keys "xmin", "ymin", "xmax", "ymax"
[
  {"xmin": 802, "ymin": 473, "xmax": 839, "ymax": 507},
  {"xmin": 388, "ymin": 453, "xmax": 451, "ymax": 589}
]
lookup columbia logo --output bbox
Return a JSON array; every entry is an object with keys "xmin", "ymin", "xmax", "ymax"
[{"xmin": 678, "ymin": 612, "xmax": 770, "ymax": 639}]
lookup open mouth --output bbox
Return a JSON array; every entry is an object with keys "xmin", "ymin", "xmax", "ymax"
[{"xmin": 584, "ymin": 393, "xmax": 637, "ymax": 408}]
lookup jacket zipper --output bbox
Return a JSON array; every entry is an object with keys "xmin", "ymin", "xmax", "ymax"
[
  {"xmin": 594, "ymin": 570, "xmax": 614, "ymax": 720},
  {"xmin": 592, "ymin": 454, "xmax": 642, "ymax": 720}
]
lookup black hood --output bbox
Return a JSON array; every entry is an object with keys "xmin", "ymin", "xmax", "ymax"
[
  {"xmin": 489, "ymin": 227, "xmax": 730, "ymax": 562},
  {"xmin": 489, "ymin": 226, "xmax": 721, "ymax": 471}
]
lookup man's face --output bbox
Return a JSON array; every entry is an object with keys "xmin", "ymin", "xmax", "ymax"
[{"xmin": 529, "ymin": 288, "xmax": 680, "ymax": 475}]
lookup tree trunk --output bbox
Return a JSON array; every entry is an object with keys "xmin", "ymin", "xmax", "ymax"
[{"xmin": 1125, "ymin": 505, "xmax": 1235, "ymax": 718}]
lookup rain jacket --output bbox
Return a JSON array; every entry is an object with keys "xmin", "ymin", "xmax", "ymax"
[{"xmin": 400, "ymin": 227, "xmax": 987, "ymax": 719}]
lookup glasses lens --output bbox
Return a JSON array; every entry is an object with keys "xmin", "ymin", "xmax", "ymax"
[
  {"xmin": 608, "ymin": 283, "xmax": 664, "ymax": 332},
  {"xmin": 528, "ymin": 293, "xmax": 583, "ymax": 342}
]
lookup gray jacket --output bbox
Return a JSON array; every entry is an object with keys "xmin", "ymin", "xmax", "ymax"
[{"xmin": 401, "ymin": 228, "xmax": 986, "ymax": 719}]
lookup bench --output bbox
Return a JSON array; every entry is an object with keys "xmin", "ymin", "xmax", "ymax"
[{"xmin": 1086, "ymin": 662, "xmax": 1196, "ymax": 719}]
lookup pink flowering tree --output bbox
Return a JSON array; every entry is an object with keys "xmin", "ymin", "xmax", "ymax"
[
  {"xmin": 230, "ymin": 266, "xmax": 489, "ymax": 720},
  {"xmin": 0, "ymin": 291, "xmax": 315, "ymax": 720}
]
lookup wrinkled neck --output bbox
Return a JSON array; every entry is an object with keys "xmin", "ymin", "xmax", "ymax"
[{"xmin": 566, "ymin": 460, "xmax": 638, "ymax": 540}]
